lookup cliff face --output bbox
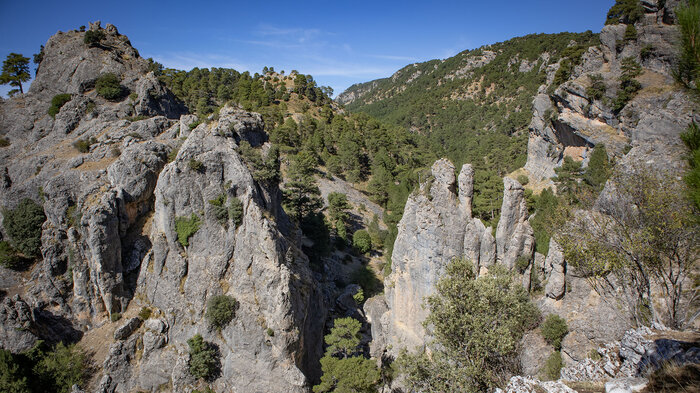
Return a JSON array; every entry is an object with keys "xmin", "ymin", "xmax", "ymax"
[
  {"xmin": 366, "ymin": 159, "xmax": 537, "ymax": 357},
  {"xmin": 524, "ymin": 0, "xmax": 694, "ymax": 181},
  {"xmin": 0, "ymin": 22, "xmax": 324, "ymax": 393}
]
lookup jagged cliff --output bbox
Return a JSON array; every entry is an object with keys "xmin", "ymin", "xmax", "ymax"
[
  {"xmin": 524, "ymin": 0, "xmax": 693, "ymax": 181},
  {"xmin": 0, "ymin": 21, "xmax": 324, "ymax": 392}
]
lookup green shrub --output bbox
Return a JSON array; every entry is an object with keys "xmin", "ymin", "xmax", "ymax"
[
  {"xmin": 66, "ymin": 204, "xmax": 81, "ymax": 228},
  {"xmin": 0, "ymin": 349, "xmax": 29, "ymax": 392},
  {"xmin": 266, "ymin": 328, "xmax": 275, "ymax": 337},
  {"xmin": 167, "ymin": 146, "xmax": 179, "ymax": 163},
  {"xmin": 543, "ymin": 351, "xmax": 563, "ymax": 380},
  {"xmin": 110, "ymin": 312, "xmax": 122, "ymax": 322},
  {"xmin": 228, "ymin": 197, "xmax": 243, "ymax": 226},
  {"xmin": 84, "ymin": 29, "xmax": 105, "ymax": 46},
  {"xmin": 586, "ymin": 74, "xmax": 606, "ymax": 100},
  {"xmin": 188, "ymin": 159, "xmax": 204, "ymax": 172},
  {"xmin": 3, "ymin": 198, "xmax": 46, "ymax": 258},
  {"xmin": 352, "ymin": 230, "xmax": 371, "ymax": 254},
  {"xmin": 188, "ymin": 119, "xmax": 201, "ymax": 130},
  {"xmin": 187, "ymin": 334, "xmax": 218, "ymax": 380},
  {"xmin": 541, "ymin": 314, "xmax": 569, "ymax": 350},
  {"xmin": 0, "ymin": 137, "xmax": 9, "ymax": 147},
  {"xmin": 397, "ymin": 260, "xmax": 540, "ymax": 392},
  {"xmin": 48, "ymin": 94, "xmax": 71, "ymax": 118},
  {"xmin": 353, "ymin": 287, "xmax": 365, "ymax": 304},
  {"xmin": 0, "ymin": 241, "xmax": 21, "ymax": 269},
  {"xmin": 605, "ymin": 0, "xmax": 644, "ymax": 25},
  {"xmin": 515, "ymin": 256, "xmax": 531, "ymax": 273},
  {"xmin": 95, "ymin": 73, "xmax": 125, "ymax": 100},
  {"xmin": 208, "ymin": 194, "xmax": 228, "ymax": 225},
  {"xmin": 73, "ymin": 137, "xmax": 97, "ymax": 153},
  {"xmin": 138, "ymin": 307, "xmax": 152, "ymax": 320},
  {"xmin": 624, "ymin": 24, "xmax": 637, "ymax": 42},
  {"xmin": 175, "ymin": 213, "xmax": 201, "ymax": 247},
  {"xmin": 517, "ymin": 175, "xmax": 529, "ymax": 186},
  {"xmin": 128, "ymin": 92, "xmax": 138, "ymax": 101},
  {"xmin": 205, "ymin": 295, "xmax": 238, "ymax": 329}
]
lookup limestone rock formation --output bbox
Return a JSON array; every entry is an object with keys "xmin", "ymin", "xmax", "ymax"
[
  {"xmin": 524, "ymin": 1, "xmax": 695, "ymax": 183},
  {"xmin": 367, "ymin": 159, "xmax": 535, "ymax": 356},
  {"xmin": 0, "ymin": 23, "xmax": 324, "ymax": 393}
]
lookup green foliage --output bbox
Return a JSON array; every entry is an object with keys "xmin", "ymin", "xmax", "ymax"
[
  {"xmin": 559, "ymin": 166, "xmax": 700, "ymax": 328},
  {"xmin": 605, "ymin": 0, "xmax": 644, "ymax": 25},
  {"xmin": 0, "ymin": 349, "xmax": 30, "ymax": 393},
  {"xmin": 324, "ymin": 317, "xmax": 362, "ymax": 358},
  {"xmin": 238, "ymin": 141, "xmax": 280, "ymax": 184},
  {"xmin": 542, "ymin": 351, "xmax": 563, "ymax": 381},
  {"xmin": 110, "ymin": 312, "xmax": 122, "ymax": 322},
  {"xmin": 353, "ymin": 287, "xmax": 365, "ymax": 304},
  {"xmin": 73, "ymin": 137, "xmax": 97, "ymax": 153},
  {"xmin": 313, "ymin": 317, "xmax": 379, "ymax": 393},
  {"xmin": 675, "ymin": 0, "xmax": 700, "ymax": 92},
  {"xmin": 3, "ymin": 198, "xmax": 46, "ymax": 258},
  {"xmin": 138, "ymin": 307, "xmax": 152, "ymax": 320},
  {"xmin": 188, "ymin": 159, "xmax": 204, "ymax": 172},
  {"xmin": 0, "ymin": 241, "xmax": 21, "ymax": 269},
  {"xmin": 613, "ymin": 57, "xmax": 643, "ymax": 113},
  {"xmin": 205, "ymin": 295, "xmax": 238, "ymax": 329},
  {"xmin": 517, "ymin": 175, "xmax": 529, "ymax": 185},
  {"xmin": 0, "ymin": 53, "xmax": 31, "ymax": 95},
  {"xmin": 48, "ymin": 94, "xmax": 72, "ymax": 118},
  {"xmin": 0, "ymin": 137, "xmax": 9, "ymax": 147},
  {"xmin": 266, "ymin": 328, "xmax": 275, "ymax": 337},
  {"xmin": 584, "ymin": 144, "xmax": 611, "ymax": 191},
  {"xmin": 586, "ymin": 74, "xmax": 606, "ymax": 100},
  {"xmin": 208, "ymin": 194, "xmax": 229, "ymax": 225},
  {"xmin": 352, "ymin": 230, "xmax": 372, "ymax": 254},
  {"xmin": 83, "ymin": 29, "xmax": 105, "ymax": 46},
  {"xmin": 175, "ymin": 213, "xmax": 201, "ymax": 247},
  {"xmin": 301, "ymin": 212, "xmax": 331, "ymax": 270},
  {"xmin": 681, "ymin": 122, "xmax": 700, "ymax": 209},
  {"xmin": 95, "ymin": 73, "xmax": 126, "ymax": 100},
  {"xmin": 187, "ymin": 334, "xmax": 218, "ymax": 380},
  {"xmin": 283, "ymin": 152, "xmax": 323, "ymax": 222},
  {"xmin": 515, "ymin": 256, "xmax": 531, "ymax": 273},
  {"xmin": 540, "ymin": 314, "xmax": 569, "ymax": 350},
  {"xmin": 229, "ymin": 197, "xmax": 243, "ymax": 227},
  {"xmin": 167, "ymin": 146, "xmax": 179, "ymax": 163},
  {"xmin": 553, "ymin": 157, "xmax": 584, "ymax": 204},
  {"xmin": 327, "ymin": 192, "xmax": 351, "ymax": 227},
  {"xmin": 313, "ymin": 356, "xmax": 380, "ymax": 393},
  {"xmin": 624, "ymin": 24, "xmax": 638, "ymax": 42},
  {"xmin": 397, "ymin": 259, "xmax": 540, "ymax": 392},
  {"xmin": 66, "ymin": 205, "xmax": 81, "ymax": 228}
]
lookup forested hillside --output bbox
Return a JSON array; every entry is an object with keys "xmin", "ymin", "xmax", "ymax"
[{"xmin": 338, "ymin": 32, "xmax": 600, "ymax": 221}]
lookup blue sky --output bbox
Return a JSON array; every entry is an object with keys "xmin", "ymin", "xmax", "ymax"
[{"xmin": 0, "ymin": 0, "xmax": 614, "ymax": 98}]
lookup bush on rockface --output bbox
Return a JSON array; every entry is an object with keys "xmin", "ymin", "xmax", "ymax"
[
  {"xmin": 540, "ymin": 314, "xmax": 569, "ymax": 350},
  {"xmin": 175, "ymin": 213, "xmax": 201, "ymax": 247},
  {"xmin": 48, "ymin": 94, "xmax": 71, "ymax": 118},
  {"xmin": 187, "ymin": 334, "xmax": 218, "ymax": 380},
  {"xmin": 205, "ymin": 295, "xmax": 238, "ymax": 329},
  {"xmin": 95, "ymin": 73, "xmax": 126, "ymax": 100},
  {"xmin": 2, "ymin": 198, "xmax": 46, "ymax": 259}
]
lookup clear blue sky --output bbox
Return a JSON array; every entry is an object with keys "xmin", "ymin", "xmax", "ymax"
[{"xmin": 0, "ymin": 0, "xmax": 614, "ymax": 98}]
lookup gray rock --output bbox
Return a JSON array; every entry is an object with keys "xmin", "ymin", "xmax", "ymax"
[
  {"xmin": 496, "ymin": 177, "xmax": 534, "ymax": 269},
  {"xmin": 500, "ymin": 376, "xmax": 577, "ymax": 393},
  {"xmin": 114, "ymin": 317, "xmax": 141, "ymax": 340},
  {"xmin": 605, "ymin": 377, "xmax": 648, "ymax": 393},
  {"xmin": 0, "ymin": 295, "xmax": 39, "ymax": 352},
  {"xmin": 519, "ymin": 331, "xmax": 555, "ymax": 377},
  {"xmin": 143, "ymin": 318, "xmax": 167, "ymax": 333},
  {"xmin": 544, "ymin": 240, "xmax": 566, "ymax": 300}
]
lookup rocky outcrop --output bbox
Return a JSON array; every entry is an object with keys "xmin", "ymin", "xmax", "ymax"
[
  {"xmin": 544, "ymin": 240, "xmax": 566, "ymax": 300},
  {"xmin": 524, "ymin": 1, "xmax": 694, "ymax": 183},
  {"xmin": 496, "ymin": 178, "xmax": 535, "ymax": 269},
  {"xmin": 0, "ymin": 296, "xmax": 40, "ymax": 352},
  {"xmin": 96, "ymin": 113, "xmax": 325, "ymax": 393},
  {"xmin": 367, "ymin": 159, "xmax": 536, "ymax": 356}
]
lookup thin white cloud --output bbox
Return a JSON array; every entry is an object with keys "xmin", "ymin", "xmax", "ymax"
[{"xmin": 152, "ymin": 52, "xmax": 251, "ymax": 72}]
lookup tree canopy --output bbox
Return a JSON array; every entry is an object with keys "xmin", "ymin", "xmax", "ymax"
[{"xmin": 1, "ymin": 53, "xmax": 31, "ymax": 96}]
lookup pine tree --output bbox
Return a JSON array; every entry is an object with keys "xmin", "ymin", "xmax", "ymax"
[{"xmin": 0, "ymin": 53, "xmax": 31, "ymax": 96}]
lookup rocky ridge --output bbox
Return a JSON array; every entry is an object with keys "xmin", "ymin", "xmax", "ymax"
[{"xmin": 0, "ymin": 22, "xmax": 324, "ymax": 392}]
